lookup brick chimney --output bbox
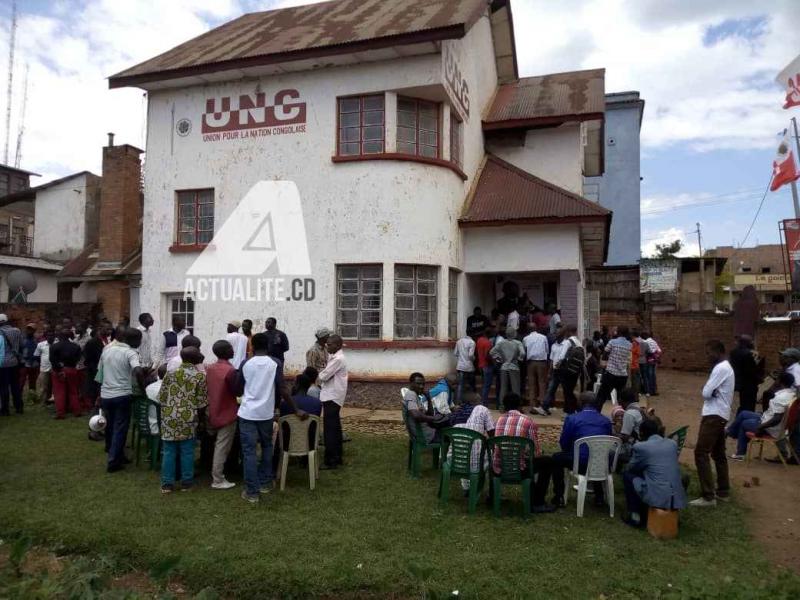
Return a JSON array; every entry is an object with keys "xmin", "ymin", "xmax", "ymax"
[{"xmin": 98, "ymin": 135, "xmax": 143, "ymax": 264}]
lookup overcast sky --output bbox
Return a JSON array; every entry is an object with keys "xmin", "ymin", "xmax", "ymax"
[{"xmin": 3, "ymin": 0, "xmax": 800, "ymax": 257}]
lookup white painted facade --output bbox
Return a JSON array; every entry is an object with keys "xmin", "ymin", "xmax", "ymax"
[
  {"xmin": 33, "ymin": 173, "xmax": 98, "ymax": 262},
  {"xmin": 135, "ymin": 11, "xmax": 597, "ymax": 377}
]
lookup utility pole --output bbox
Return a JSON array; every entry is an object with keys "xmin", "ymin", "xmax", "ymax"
[
  {"xmin": 696, "ymin": 222, "xmax": 705, "ymax": 310},
  {"xmin": 3, "ymin": 0, "xmax": 16, "ymax": 166}
]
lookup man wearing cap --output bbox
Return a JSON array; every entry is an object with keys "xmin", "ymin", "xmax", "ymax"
[
  {"xmin": 306, "ymin": 328, "xmax": 331, "ymax": 373},
  {"xmin": 225, "ymin": 320, "xmax": 248, "ymax": 369},
  {"xmin": 0, "ymin": 314, "xmax": 23, "ymax": 415}
]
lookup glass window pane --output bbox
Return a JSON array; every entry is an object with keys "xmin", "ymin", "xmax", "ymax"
[
  {"xmin": 417, "ymin": 295, "xmax": 436, "ymax": 310},
  {"xmin": 395, "ymin": 295, "xmax": 414, "ymax": 310},
  {"xmin": 363, "ymin": 126, "xmax": 383, "ymax": 141},
  {"xmin": 338, "ymin": 310, "xmax": 358, "ymax": 325},
  {"xmin": 397, "ymin": 142, "xmax": 416, "ymax": 155},
  {"xmin": 362, "ymin": 141, "xmax": 383, "ymax": 154},
  {"xmin": 198, "ymin": 190, "xmax": 214, "ymax": 204},
  {"xmin": 416, "ymin": 312, "xmax": 432, "ymax": 326},
  {"xmin": 338, "ymin": 280, "xmax": 358, "ymax": 294},
  {"xmin": 180, "ymin": 232, "xmax": 195, "ymax": 245},
  {"xmin": 420, "ymin": 145, "xmax": 438, "ymax": 158},
  {"xmin": 339, "ymin": 98, "xmax": 360, "ymax": 113},
  {"xmin": 398, "ymin": 111, "xmax": 416, "ymax": 128},
  {"xmin": 178, "ymin": 192, "xmax": 194, "ymax": 205},
  {"xmin": 198, "ymin": 231, "xmax": 213, "ymax": 244},
  {"xmin": 180, "ymin": 204, "xmax": 195, "ymax": 218},
  {"xmin": 339, "ymin": 295, "xmax": 358, "ymax": 309},
  {"xmin": 363, "ymin": 110, "xmax": 383, "ymax": 126},
  {"xmin": 362, "ymin": 311, "xmax": 381, "ymax": 325},
  {"xmin": 419, "ymin": 102, "xmax": 437, "ymax": 117},
  {"xmin": 361, "ymin": 265, "xmax": 382, "ymax": 279},
  {"xmin": 340, "ymin": 127, "xmax": 360, "ymax": 143},
  {"xmin": 395, "ymin": 280, "xmax": 414, "ymax": 295},
  {"xmin": 339, "ymin": 325, "xmax": 358, "ymax": 339},
  {"xmin": 397, "ymin": 126, "xmax": 416, "ymax": 142},
  {"xmin": 418, "ymin": 325, "xmax": 435, "ymax": 338},
  {"xmin": 180, "ymin": 219, "xmax": 195, "ymax": 232},
  {"xmin": 361, "ymin": 280, "xmax": 381, "ymax": 295},
  {"xmin": 362, "ymin": 296, "xmax": 381, "ymax": 309},
  {"xmin": 395, "ymin": 310, "xmax": 414, "ymax": 325},
  {"xmin": 361, "ymin": 325, "xmax": 380, "ymax": 339},
  {"xmin": 417, "ymin": 266, "xmax": 437, "ymax": 280},
  {"xmin": 199, "ymin": 203, "xmax": 214, "ymax": 217},
  {"xmin": 339, "ymin": 266, "xmax": 360, "ymax": 279},
  {"xmin": 420, "ymin": 130, "xmax": 437, "ymax": 146},
  {"xmin": 199, "ymin": 217, "xmax": 213, "ymax": 231},
  {"xmin": 420, "ymin": 116, "xmax": 438, "ymax": 132},
  {"xmin": 340, "ymin": 142, "xmax": 360, "ymax": 156},
  {"xmin": 398, "ymin": 97, "xmax": 416, "ymax": 112},
  {"xmin": 396, "ymin": 265, "xmax": 414, "ymax": 279},
  {"xmin": 340, "ymin": 111, "xmax": 360, "ymax": 127},
  {"xmin": 395, "ymin": 324, "xmax": 414, "ymax": 339},
  {"xmin": 363, "ymin": 95, "xmax": 384, "ymax": 110}
]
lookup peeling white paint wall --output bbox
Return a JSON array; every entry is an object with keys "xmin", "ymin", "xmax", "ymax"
[
  {"xmin": 33, "ymin": 174, "xmax": 91, "ymax": 262},
  {"xmin": 462, "ymin": 225, "xmax": 582, "ymax": 273}
]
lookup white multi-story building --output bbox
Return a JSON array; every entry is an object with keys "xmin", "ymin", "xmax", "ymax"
[{"xmin": 110, "ymin": 0, "xmax": 612, "ymax": 378}]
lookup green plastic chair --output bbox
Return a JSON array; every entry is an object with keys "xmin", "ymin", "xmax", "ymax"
[
  {"xmin": 438, "ymin": 427, "xmax": 486, "ymax": 514},
  {"xmin": 486, "ymin": 436, "xmax": 535, "ymax": 518},
  {"xmin": 668, "ymin": 425, "xmax": 689, "ymax": 454},
  {"xmin": 133, "ymin": 396, "xmax": 161, "ymax": 470},
  {"xmin": 401, "ymin": 398, "xmax": 441, "ymax": 479}
]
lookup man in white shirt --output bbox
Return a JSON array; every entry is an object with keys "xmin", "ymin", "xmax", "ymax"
[
  {"xmin": 319, "ymin": 334, "xmax": 348, "ymax": 470},
  {"xmin": 154, "ymin": 315, "xmax": 190, "ymax": 368},
  {"xmin": 523, "ymin": 325, "xmax": 549, "ymax": 412},
  {"xmin": 541, "ymin": 330, "xmax": 568, "ymax": 413},
  {"xmin": 225, "ymin": 320, "xmax": 248, "ymax": 369},
  {"xmin": 234, "ymin": 332, "xmax": 304, "ymax": 503},
  {"xmin": 691, "ymin": 339, "xmax": 734, "ymax": 507},
  {"xmin": 453, "ymin": 333, "xmax": 476, "ymax": 405},
  {"xmin": 33, "ymin": 331, "xmax": 54, "ymax": 404},
  {"xmin": 166, "ymin": 335, "xmax": 205, "ymax": 373},
  {"xmin": 136, "ymin": 313, "xmax": 154, "ymax": 370}
]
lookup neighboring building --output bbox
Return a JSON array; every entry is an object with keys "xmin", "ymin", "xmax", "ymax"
[
  {"xmin": 707, "ymin": 244, "xmax": 788, "ymax": 314},
  {"xmin": 583, "ymin": 92, "xmax": 644, "ymax": 266},
  {"xmin": 642, "ymin": 257, "xmax": 727, "ymax": 313},
  {"xmin": 110, "ymin": 0, "xmax": 612, "ymax": 378}
]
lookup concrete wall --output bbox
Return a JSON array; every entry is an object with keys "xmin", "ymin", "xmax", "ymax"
[
  {"xmin": 463, "ymin": 225, "xmax": 581, "ymax": 273},
  {"xmin": 71, "ymin": 282, "xmax": 98, "ymax": 303},
  {"xmin": 583, "ymin": 95, "xmax": 642, "ymax": 266},
  {"xmin": 140, "ymin": 14, "xmax": 499, "ymax": 376},
  {"xmin": 0, "ymin": 267, "xmax": 58, "ymax": 302},
  {"xmin": 33, "ymin": 173, "xmax": 93, "ymax": 262},
  {"xmin": 487, "ymin": 124, "xmax": 583, "ymax": 195}
]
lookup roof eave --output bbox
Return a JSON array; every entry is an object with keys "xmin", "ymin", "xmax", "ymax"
[
  {"xmin": 458, "ymin": 215, "xmax": 609, "ymax": 228},
  {"xmin": 109, "ymin": 23, "xmax": 469, "ymax": 89},
  {"xmin": 482, "ymin": 112, "xmax": 605, "ymax": 131}
]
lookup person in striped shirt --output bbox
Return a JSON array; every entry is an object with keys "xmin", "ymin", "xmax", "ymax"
[{"xmin": 491, "ymin": 393, "xmax": 556, "ymax": 513}]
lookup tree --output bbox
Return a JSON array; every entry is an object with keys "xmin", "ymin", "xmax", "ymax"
[{"xmin": 652, "ymin": 240, "xmax": 682, "ymax": 259}]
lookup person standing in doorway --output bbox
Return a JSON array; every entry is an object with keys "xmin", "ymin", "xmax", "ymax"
[
  {"xmin": 136, "ymin": 313, "xmax": 155, "ymax": 371},
  {"xmin": 319, "ymin": 334, "xmax": 348, "ymax": 469},
  {"xmin": 264, "ymin": 317, "xmax": 289, "ymax": 365},
  {"xmin": 466, "ymin": 307, "xmax": 489, "ymax": 336},
  {"xmin": 225, "ymin": 320, "xmax": 248, "ymax": 369},
  {"xmin": 728, "ymin": 335, "xmax": 761, "ymax": 414},
  {"xmin": 155, "ymin": 315, "xmax": 189, "ymax": 368},
  {"xmin": 489, "ymin": 327, "xmax": 525, "ymax": 410},
  {"xmin": 306, "ymin": 327, "xmax": 331, "ymax": 373},
  {"xmin": 99, "ymin": 328, "xmax": 146, "ymax": 472},
  {"xmin": 690, "ymin": 340, "xmax": 734, "ymax": 507},
  {"xmin": 0, "ymin": 314, "xmax": 23, "ymax": 415},
  {"xmin": 547, "ymin": 308, "xmax": 562, "ymax": 341},
  {"xmin": 454, "ymin": 332, "xmax": 476, "ymax": 404},
  {"xmin": 597, "ymin": 326, "xmax": 632, "ymax": 406},
  {"xmin": 523, "ymin": 324, "xmax": 549, "ymax": 414}
]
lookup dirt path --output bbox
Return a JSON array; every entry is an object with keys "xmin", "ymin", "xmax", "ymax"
[{"xmin": 648, "ymin": 369, "xmax": 800, "ymax": 573}]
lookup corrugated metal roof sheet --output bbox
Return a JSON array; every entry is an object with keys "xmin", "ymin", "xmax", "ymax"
[
  {"xmin": 58, "ymin": 246, "xmax": 97, "ymax": 278},
  {"xmin": 483, "ymin": 68, "xmax": 605, "ymax": 127},
  {"xmin": 460, "ymin": 154, "xmax": 610, "ymax": 225},
  {"xmin": 110, "ymin": 0, "xmax": 489, "ymax": 88}
]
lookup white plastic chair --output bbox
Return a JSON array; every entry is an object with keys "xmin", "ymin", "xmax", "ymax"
[
  {"xmin": 277, "ymin": 415, "xmax": 321, "ymax": 491},
  {"xmin": 564, "ymin": 435, "xmax": 622, "ymax": 517}
]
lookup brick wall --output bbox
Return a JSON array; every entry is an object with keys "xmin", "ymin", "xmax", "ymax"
[
  {"xmin": 99, "ymin": 144, "xmax": 142, "ymax": 263},
  {"xmin": 95, "ymin": 280, "xmax": 130, "ymax": 325},
  {"xmin": 0, "ymin": 302, "xmax": 101, "ymax": 329},
  {"xmin": 599, "ymin": 310, "xmax": 645, "ymax": 332},
  {"xmin": 650, "ymin": 311, "xmax": 800, "ymax": 372}
]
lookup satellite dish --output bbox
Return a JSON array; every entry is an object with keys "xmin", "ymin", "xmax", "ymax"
[{"xmin": 7, "ymin": 269, "xmax": 37, "ymax": 304}]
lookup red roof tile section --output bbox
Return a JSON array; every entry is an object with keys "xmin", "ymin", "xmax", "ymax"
[
  {"xmin": 110, "ymin": 0, "xmax": 488, "ymax": 88},
  {"xmin": 483, "ymin": 68, "xmax": 605, "ymax": 129},
  {"xmin": 459, "ymin": 155, "xmax": 610, "ymax": 226}
]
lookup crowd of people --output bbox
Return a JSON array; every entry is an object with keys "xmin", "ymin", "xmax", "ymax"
[{"xmin": 0, "ymin": 313, "xmax": 349, "ymax": 504}]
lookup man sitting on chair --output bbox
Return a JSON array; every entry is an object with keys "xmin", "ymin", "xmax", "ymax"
[
  {"xmin": 623, "ymin": 418, "xmax": 688, "ymax": 528},
  {"xmin": 403, "ymin": 372, "xmax": 450, "ymax": 444}
]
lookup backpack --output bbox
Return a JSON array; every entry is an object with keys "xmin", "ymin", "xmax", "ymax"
[{"xmin": 559, "ymin": 340, "xmax": 585, "ymax": 377}]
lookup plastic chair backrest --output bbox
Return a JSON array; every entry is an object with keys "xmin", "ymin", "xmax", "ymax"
[
  {"xmin": 573, "ymin": 435, "xmax": 621, "ymax": 480},
  {"xmin": 279, "ymin": 414, "xmax": 320, "ymax": 454},
  {"xmin": 487, "ymin": 436, "xmax": 534, "ymax": 483},
  {"xmin": 442, "ymin": 427, "xmax": 485, "ymax": 476},
  {"xmin": 667, "ymin": 426, "xmax": 689, "ymax": 453}
]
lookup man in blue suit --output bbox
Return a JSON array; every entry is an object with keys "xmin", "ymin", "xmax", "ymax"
[{"xmin": 623, "ymin": 418, "xmax": 688, "ymax": 528}]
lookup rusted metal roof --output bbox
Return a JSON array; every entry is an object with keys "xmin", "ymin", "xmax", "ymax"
[
  {"xmin": 109, "ymin": 0, "xmax": 489, "ymax": 89},
  {"xmin": 460, "ymin": 155, "xmax": 610, "ymax": 225},
  {"xmin": 58, "ymin": 246, "xmax": 97, "ymax": 278},
  {"xmin": 483, "ymin": 68, "xmax": 605, "ymax": 129}
]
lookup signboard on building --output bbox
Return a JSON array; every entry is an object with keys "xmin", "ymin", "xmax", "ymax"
[
  {"xmin": 640, "ymin": 259, "xmax": 679, "ymax": 293},
  {"xmin": 734, "ymin": 273, "xmax": 788, "ymax": 288},
  {"xmin": 200, "ymin": 89, "xmax": 307, "ymax": 142},
  {"xmin": 442, "ymin": 40, "xmax": 470, "ymax": 120},
  {"xmin": 783, "ymin": 219, "xmax": 800, "ymax": 293}
]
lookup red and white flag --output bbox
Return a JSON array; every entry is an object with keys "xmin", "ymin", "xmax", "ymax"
[
  {"xmin": 771, "ymin": 129, "xmax": 800, "ymax": 191},
  {"xmin": 777, "ymin": 54, "xmax": 800, "ymax": 109}
]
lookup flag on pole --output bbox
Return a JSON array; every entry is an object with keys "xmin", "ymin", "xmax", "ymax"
[
  {"xmin": 771, "ymin": 129, "xmax": 800, "ymax": 191},
  {"xmin": 777, "ymin": 54, "xmax": 800, "ymax": 109}
]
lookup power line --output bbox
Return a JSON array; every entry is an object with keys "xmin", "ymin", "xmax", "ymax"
[{"xmin": 737, "ymin": 174, "xmax": 773, "ymax": 249}]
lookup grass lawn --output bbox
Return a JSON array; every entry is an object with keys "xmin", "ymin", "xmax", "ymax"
[{"xmin": 1, "ymin": 410, "xmax": 799, "ymax": 599}]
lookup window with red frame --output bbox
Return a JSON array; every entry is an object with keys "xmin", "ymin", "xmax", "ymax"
[
  {"xmin": 176, "ymin": 189, "xmax": 214, "ymax": 246},
  {"xmin": 397, "ymin": 97, "xmax": 440, "ymax": 159},
  {"xmin": 337, "ymin": 95, "xmax": 385, "ymax": 156}
]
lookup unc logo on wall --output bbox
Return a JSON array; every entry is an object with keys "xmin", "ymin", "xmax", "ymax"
[{"xmin": 176, "ymin": 118, "xmax": 192, "ymax": 137}]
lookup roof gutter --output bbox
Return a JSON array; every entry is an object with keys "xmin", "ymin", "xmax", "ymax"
[
  {"xmin": 458, "ymin": 215, "xmax": 609, "ymax": 228},
  {"xmin": 482, "ymin": 112, "xmax": 605, "ymax": 131},
  {"xmin": 109, "ymin": 23, "xmax": 469, "ymax": 89}
]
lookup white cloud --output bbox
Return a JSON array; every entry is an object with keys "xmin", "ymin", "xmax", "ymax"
[
  {"xmin": 641, "ymin": 187, "xmax": 766, "ymax": 217},
  {"xmin": 641, "ymin": 226, "xmax": 699, "ymax": 258}
]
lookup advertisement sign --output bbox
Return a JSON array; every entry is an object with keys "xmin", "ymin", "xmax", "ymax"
[
  {"xmin": 783, "ymin": 219, "xmax": 800, "ymax": 293},
  {"xmin": 200, "ymin": 89, "xmax": 307, "ymax": 142},
  {"xmin": 640, "ymin": 259, "xmax": 679, "ymax": 293},
  {"xmin": 734, "ymin": 273, "xmax": 788, "ymax": 288}
]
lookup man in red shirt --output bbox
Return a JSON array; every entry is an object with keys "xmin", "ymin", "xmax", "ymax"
[
  {"xmin": 206, "ymin": 340, "xmax": 240, "ymax": 490},
  {"xmin": 475, "ymin": 328, "xmax": 494, "ymax": 406}
]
